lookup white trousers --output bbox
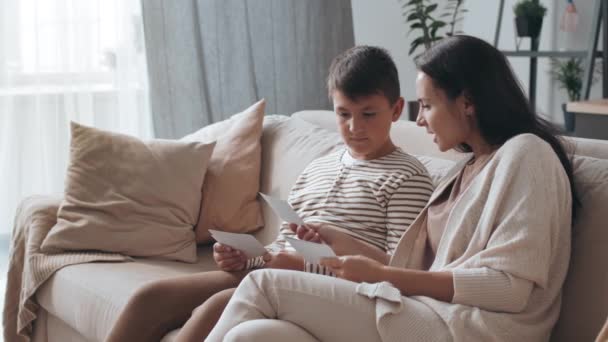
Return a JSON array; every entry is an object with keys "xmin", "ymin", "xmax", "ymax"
[{"xmin": 206, "ymin": 269, "xmax": 451, "ymax": 342}]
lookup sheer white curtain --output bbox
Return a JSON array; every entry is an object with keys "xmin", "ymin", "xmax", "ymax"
[{"xmin": 0, "ymin": 0, "xmax": 152, "ymax": 236}]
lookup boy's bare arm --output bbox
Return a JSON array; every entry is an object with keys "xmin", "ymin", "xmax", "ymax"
[{"xmin": 262, "ymin": 250, "xmax": 305, "ymax": 271}]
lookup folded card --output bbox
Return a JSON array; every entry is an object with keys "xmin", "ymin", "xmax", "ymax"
[
  {"xmin": 259, "ymin": 193, "xmax": 305, "ymax": 225},
  {"xmin": 208, "ymin": 229, "xmax": 267, "ymax": 258},
  {"xmin": 285, "ymin": 236, "xmax": 336, "ymax": 264}
]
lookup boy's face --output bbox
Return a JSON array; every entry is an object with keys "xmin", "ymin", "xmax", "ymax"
[{"xmin": 332, "ymin": 90, "xmax": 403, "ymax": 160}]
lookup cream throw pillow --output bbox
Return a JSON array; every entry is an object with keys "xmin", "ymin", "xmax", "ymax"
[
  {"xmin": 254, "ymin": 115, "xmax": 345, "ymax": 244},
  {"xmin": 40, "ymin": 122, "xmax": 215, "ymax": 262},
  {"xmin": 182, "ymin": 99, "xmax": 265, "ymax": 243},
  {"xmin": 553, "ymin": 156, "xmax": 608, "ymax": 341}
]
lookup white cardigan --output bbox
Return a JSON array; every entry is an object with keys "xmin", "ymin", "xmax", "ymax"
[{"xmin": 357, "ymin": 133, "xmax": 573, "ymax": 342}]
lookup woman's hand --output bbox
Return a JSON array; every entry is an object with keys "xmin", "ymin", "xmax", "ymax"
[
  {"xmin": 213, "ymin": 243, "xmax": 247, "ymax": 272},
  {"xmin": 320, "ymin": 255, "xmax": 385, "ymax": 283},
  {"xmin": 263, "ymin": 250, "xmax": 305, "ymax": 271}
]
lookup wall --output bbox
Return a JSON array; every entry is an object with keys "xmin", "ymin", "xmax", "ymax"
[{"xmin": 351, "ymin": 0, "xmax": 603, "ymax": 125}]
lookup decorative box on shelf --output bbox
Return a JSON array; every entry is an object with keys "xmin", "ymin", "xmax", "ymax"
[{"xmin": 566, "ymin": 99, "xmax": 608, "ymax": 140}]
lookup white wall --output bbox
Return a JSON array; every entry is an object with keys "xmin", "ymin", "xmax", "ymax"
[{"xmin": 351, "ymin": 0, "xmax": 603, "ymax": 125}]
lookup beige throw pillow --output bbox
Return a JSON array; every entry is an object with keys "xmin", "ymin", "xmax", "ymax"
[
  {"xmin": 40, "ymin": 122, "xmax": 215, "ymax": 262},
  {"xmin": 182, "ymin": 100, "xmax": 266, "ymax": 243}
]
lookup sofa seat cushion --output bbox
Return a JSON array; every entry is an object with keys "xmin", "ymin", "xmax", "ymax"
[{"xmin": 35, "ymin": 246, "xmax": 216, "ymax": 342}]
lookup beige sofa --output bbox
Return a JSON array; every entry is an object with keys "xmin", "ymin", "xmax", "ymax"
[{"xmin": 22, "ymin": 110, "xmax": 608, "ymax": 341}]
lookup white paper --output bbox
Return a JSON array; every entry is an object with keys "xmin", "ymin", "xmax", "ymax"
[
  {"xmin": 259, "ymin": 193, "xmax": 305, "ymax": 225},
  {"xmin": 285, "ymin": 237, "xmax": 336, "ymax": 264},
  {"xmin": 208, "ymin": 229, "xmax": 267, "ymax": 258}
]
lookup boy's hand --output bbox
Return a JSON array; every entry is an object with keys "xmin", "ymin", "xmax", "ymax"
[
  {"xmin": 289, "ymin": 223, "xmax": 322, "ymax": 243},
  {"xmin": 213, "ymin": 242, "xmax": 247, "ymax": 272},
  {"xmin": 307, "ymin": 224, "xmax": 375, "ymax": 258},
  {"xmin": 291, "ymin": 223, "xmax": 347, "ymax": 247},
  {"xmin": 263, "ymin": 250, "xmax": 305, "ymax": 271}
]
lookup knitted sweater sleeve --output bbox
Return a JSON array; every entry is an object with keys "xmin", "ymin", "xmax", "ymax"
[{"xmin": 451, "ymin": 135, "xmax": 572, "ymax": 313}]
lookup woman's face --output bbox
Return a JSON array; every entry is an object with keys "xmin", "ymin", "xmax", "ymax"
[{"xmin": 415, "ymin": 71, "xmax": 474, "ymax": 152}]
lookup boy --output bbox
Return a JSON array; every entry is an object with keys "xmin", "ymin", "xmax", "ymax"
[{"xmin": 107, "ymin": 46, "xmax": 434, "ymax": 342}]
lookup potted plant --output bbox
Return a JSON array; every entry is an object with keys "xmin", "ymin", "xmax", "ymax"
[
  {"xmin": 400, "ymin": 0, "xmax": 466, "ymax": 120},
  {"xmin": 401, "ymin": 0, "xmax": 466, "ymax": 57},
  {"xmin": 549, "ymin": 58, "xmax": 601, "ymax": 132},
  {"xmin": 514, "ymin": 0, "xmax": 547, "ymax": 38}
]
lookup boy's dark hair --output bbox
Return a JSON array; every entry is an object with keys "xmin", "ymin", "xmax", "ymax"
[{"xmin": 327, "ymin": 46, "xmax": 400, "ymax": 105}]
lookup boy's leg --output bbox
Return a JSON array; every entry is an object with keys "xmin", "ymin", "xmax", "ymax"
[
  {"xmin": 174, "ymin": 288, "xmax": 236, "ymax": 342},
  {"xmin": 105, "ymin": 270, "xmax": 247, "ymax": 342}
]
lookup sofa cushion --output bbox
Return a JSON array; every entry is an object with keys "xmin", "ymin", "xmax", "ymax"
[
  {"xmin": 552, "ymin": 156, "xmax": 608, "ymax": 341},
  {"xmin": 41, "ymin": 122, "xmax": 215, "ymax": 262},
  {"xmin": 415, "ymin": 155, "xmax": 456, "ymax": 186},
  {"xmin": 182, "ymin": 100, "xmax": 265, "ymax": 243},
  {"xmin": 36, "ymin": 247, "xmax": 217, "ymax": 342},
  {"xmin": 568, "ymin": 136, "xmax": 608, "ymax": 160}
]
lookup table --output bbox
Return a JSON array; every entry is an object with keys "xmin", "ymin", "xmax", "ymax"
[{"xmin": 566, "ymin": 99, "xmax": 608, "ymax": 140}]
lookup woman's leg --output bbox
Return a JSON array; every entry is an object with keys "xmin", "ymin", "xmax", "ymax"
[
  {"xmin": 207, "ymin": 269, "xmax": 383, "ymax": 342},
  {"xmin": 105, "ymin": 270, "xmax": 247, "ymax": 342},
  {"xmin": 208, "ymin": 269, "xmax": 451, "ymax": 342},
  {"xmin": 224, "ymin": 319, "xmax": 319, "ymax": 342},
  {"xmin": 174, "ymin": 288, "xmax": 236, "ymax": 342}
]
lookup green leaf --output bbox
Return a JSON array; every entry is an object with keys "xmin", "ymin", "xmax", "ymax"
[
  {"xmin": 425, "ymin": 4, "xmax": 438, "ymax": 13},
  {"xmin": 431, "ymin": 26, "xmax": 441, "ymax": 37},
  {"xmin": 412, "ymin": 37, "xmax": 425, "ymax": 45},
  {"xmin": 409, "ymin": 42, "xmax": 421, "ymax": 55},
  {"xmin": 407, "ymin": 12, "xmax": 420, "ymax": 21},
  {"xmin": 430, "ymin": 21, "xmax": 446, "ymax": 28}
]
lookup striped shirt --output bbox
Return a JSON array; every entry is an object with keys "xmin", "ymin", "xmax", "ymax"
[{"xmin": 246, "ymin": 148, "xmax": 434, "ymax": 274}]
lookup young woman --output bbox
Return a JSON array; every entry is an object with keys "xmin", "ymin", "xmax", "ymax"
[{"xmin": 206, "ymin": 35, "xmax": 578, "ymax": 342}]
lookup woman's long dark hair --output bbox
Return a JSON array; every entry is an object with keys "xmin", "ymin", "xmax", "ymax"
[{"xmin": 416, "ymin": 35, "xmax": 579, "ymax": 219}]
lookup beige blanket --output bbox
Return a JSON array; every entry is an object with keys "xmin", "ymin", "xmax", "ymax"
[{"xmin": 3, "ymin": 196, "xmax": 129, "ymax": 342}]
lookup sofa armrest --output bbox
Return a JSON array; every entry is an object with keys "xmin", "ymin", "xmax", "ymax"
[{"xmin": 10, "ymin": 195, "xmax": 62, "ymax": 251}]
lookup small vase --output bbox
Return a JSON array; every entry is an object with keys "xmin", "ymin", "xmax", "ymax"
[
  {"xmin": 562, "ymin": 103, "xmax": 575, "ymax": 133},
  {"xmin": 515, "ymin": 16, "xmax": 544, "ymax": 38}
]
